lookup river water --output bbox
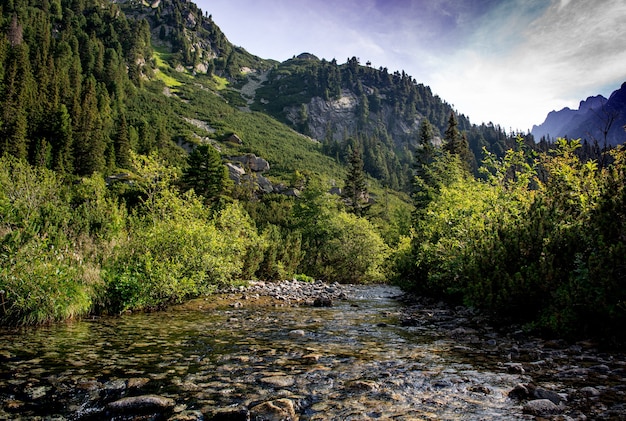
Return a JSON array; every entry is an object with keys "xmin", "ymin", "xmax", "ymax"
[{"xmin": 0, "ymin": 284, "xmax": 623, "ymax": 420}]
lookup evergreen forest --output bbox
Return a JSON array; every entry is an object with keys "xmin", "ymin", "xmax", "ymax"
[{"xmin": 0, "ymin": 0, "xmax": 624, "ymax": 347}]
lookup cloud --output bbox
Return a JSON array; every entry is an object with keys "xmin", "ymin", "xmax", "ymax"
[
  {"xmin": 199, "ymin": 0, "xmax": 626, "ymax": 130},
  {"xmin": 427, "ymin": 0, "xmax": 626, "ymax": 130}
]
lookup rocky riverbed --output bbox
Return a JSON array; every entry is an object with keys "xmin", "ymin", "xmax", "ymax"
[
  {"xmin": 398, "ymin": 295, "xmax": 626, "ymax": 420},
  {"xmin": 0, "ymin": 281, "xmax": 624, "ymax": 420}
]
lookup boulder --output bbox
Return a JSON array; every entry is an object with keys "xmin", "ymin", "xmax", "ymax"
[
  {"xmin": 313, "ymin": 296, "xmax": 332, "ymax": 307},
  {"xmin": 522, "ymin": 399, "xmax": 562, "ymax": 416},
  {"xmin": 256, "ymin": 175, "xmax": 274, "ymax": 193},
  {"xmin": 232, "ymin": 154, "xmax": 270, "ymax": 172},
  {"xmin": 227, "ymin": 163, "xmax": 246, "ymax": 184},
  {"xmin": 225, "ymin": 134, "xmax": 243, "ymax": 144},
  {"xmin": 533, "ymin": 386, "xmax": 565, "ymax": 405}
]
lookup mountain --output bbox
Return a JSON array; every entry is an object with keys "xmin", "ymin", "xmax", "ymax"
[
  {"xmin": 0, "ymin": 0, "xmax": 522, "ymax": 193},
  {"xmin": 532, "ymin": 83, "xmax": 626, "ymax": 146}
]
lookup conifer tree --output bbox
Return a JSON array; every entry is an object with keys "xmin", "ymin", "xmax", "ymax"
[
  {"xmin": 1, "ymin": 42, "xmax": 33, "ymax": 160},
  {"xmin": 51, "ymin": 104, "xmax": 74, "ymax": 173},
  {"xmin": 343, "ymin": 145, "xmax": 369, "ymax": 216},
  {"xmin": 443, "ymin": 112, "xmax": 473, "ymax": 171},
  {"xmin": 74, "ymin": 76, "xmax": 106, "ymax": 175},
  {"xmin": 182, "ymin": 144, "xmax": 228, "ymax": 203},
  {"xmin": 114, "ymin": 111, "xmax": 131, "ymax": 169}
]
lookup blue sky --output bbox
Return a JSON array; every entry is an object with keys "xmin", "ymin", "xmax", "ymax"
[{"xmin": 195, "ymin": 0, "xmax": 626, "ymax": 132}]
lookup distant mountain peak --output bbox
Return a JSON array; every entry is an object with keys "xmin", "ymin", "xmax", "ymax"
[
  {"xmin": 532, "ymin": 83, "xmax": 626, "ymax": 145},
  {"xmin": 296, "ymin": 52, "xmax": 320, "ymax": 61}
]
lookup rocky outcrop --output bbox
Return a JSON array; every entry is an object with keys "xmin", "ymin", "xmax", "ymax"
[
  {"xmin": 231, "ymin": 154, "xmax": 270, "ymax": 172},
  {"xmin": 284, "ymin": 89, "xmax": 421, "ymax": 146}
]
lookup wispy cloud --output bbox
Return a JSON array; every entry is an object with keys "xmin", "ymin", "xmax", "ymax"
[{"xmin": 427, "ymin": 0, "xmax": 626, "ymax": 129}]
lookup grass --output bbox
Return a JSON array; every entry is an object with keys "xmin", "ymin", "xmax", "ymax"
[{"xmin": 152, "ymin": 47, "xmax": 184, "ymax": 88}]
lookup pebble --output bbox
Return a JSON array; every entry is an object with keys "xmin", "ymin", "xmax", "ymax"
[{"xmin": 288, "ymin": 329, "xmax": 306, "ymax": 338}]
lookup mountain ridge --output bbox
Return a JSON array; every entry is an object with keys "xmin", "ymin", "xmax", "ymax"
[{"xmin": 532, "ymin": 83, "xmax": 626, "ymax": 146}]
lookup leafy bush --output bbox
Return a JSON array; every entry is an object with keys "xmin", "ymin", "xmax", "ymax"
[{"xmin": 405, "ymin": 139, "xmax": 626, "ymax": 344}]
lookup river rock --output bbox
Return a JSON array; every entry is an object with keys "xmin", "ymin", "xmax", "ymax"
[
  {"xmin": 523, "ymin": 399, "xmax": 562, "ymax": 416},
  {"xmin": 579, "ymin": 386, "xmax": 600, "ymax": 397},
  {"xmin": 533, "ymin": 386, "xmax": 565, "ymax": 404},
  {"xmin": 24, "ymin": 385, "xmax": 49, "ymax": 400},
  {"xmin": 168, "ymin": 410, "xmax": 204, "ymax": 421},
  {"xmin": 288, "ymin": 329, "xmax": 306, "ymax": 338},
  {"xmin": 313, "ymin": 296, "xmax": 332, "ymax": 307},
  {"xmin": 106, "ymin": 394, "xmax": 176, "ymax": 413},
  {"xmin": 508, "ymin": 383, "xmax": 530, "ymax": 400},
  {"xmin": 127, "ymin": 377, "xmax": 150, "ymax": 389},
  {"xmin": 249, "ymin": 398, "xmax": 297, "ymax": 421},
  {"xmin": 348, "ymin": 380, "xmax": 379, "ymax": 392},
  {"xmin": 260, "ymin": 375, "xmax": 296, "ymax": 388}
]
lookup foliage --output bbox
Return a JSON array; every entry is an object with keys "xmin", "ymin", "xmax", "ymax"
[
  {"xmin": 0, "ymin": 156, "xmax": 116, "ymax": 324},
  {"xmin": 343, "ymin": 144, "xmax": 369, "ymax": 215},
  {"xmin": 103, "ymin": 165, "xmax": 262, "ymax": 312},
  {"xmin": 292, "ymin": 177, "xmax": 389, "ymax": 283},
  {"xmin": 404, "ymin": 138, "xmax": 626, "ymax": 345},
  {"xmin": 182, "ymin": 143, "xmax": 230, "ymax": 203}
]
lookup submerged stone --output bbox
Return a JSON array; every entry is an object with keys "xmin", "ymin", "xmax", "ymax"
[
  {"xmin": 106, "ymin": 394, "xmax": 176, "ymax": 413},
  {"xmin": 249, "ymin": 398, "xmax": 297, "ymax": 421}
]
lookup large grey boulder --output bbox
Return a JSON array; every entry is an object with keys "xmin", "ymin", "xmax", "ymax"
[
  {"xmin": 231, "ymin": 154, "xmax": 270, "ymax": 172},
  {"xmin": 226, "ymin": 163, "xmax": 246, "ymax": 184}
]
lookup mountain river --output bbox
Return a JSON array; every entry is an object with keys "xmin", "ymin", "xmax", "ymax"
[{"xmin": 0, "ymin": 283, "xmax": 624, "ymax": 420}]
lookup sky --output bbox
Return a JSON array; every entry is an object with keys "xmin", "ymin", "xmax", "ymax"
[{"xmin": 195, "ymin": 0, "xmax": 626, "ymax": 132}]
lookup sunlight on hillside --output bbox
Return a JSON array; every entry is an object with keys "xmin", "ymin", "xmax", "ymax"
[
  {"xmin": 153, "ymin": 48, "xmax": 183, "ymax": 88},
  {"xmin": 212, "ymin": 74, "xmax": 229, "ymax": 90}
]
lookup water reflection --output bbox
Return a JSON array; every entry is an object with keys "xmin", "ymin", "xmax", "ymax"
[{"xmin": 0, "ymin": 285, "xmax": 526, "ymax": 420}]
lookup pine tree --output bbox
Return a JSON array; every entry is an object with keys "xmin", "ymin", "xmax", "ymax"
[
  {"xmin": 343, "ymin": 145, "xmax": 369, "ymax": 216},
  {"xmin": 114, "ymin": 111, "xmax": 131, "ymax": 169},
  {"xmin": 182, "ymin": 144, "xmax": 228, "ymax": 203},
  {"xmin": 74, "ymin": 76, "xmax": 106, "ymax": 175},
  {"xmin": 443, "ymin": 112, "xmax": 473, "ymax": 171},
  {"xmin": 0, "ymin": 43, "xmax": 33, "ymax": 160},
  {"xmin": 413, "ymin": 118, "xmax": 437, "ymax": 213},
  {"xmin": 51, "ymin": 104, "xmax": 74, "ymax": 173}
]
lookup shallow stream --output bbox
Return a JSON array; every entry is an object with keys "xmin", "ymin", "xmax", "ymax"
[{"xmin": 0, "ymin": 285, "xmax": 624, "ymax": 420}]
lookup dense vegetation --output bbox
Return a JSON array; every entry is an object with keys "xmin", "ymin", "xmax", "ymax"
[
  {"xmin": 1, "ymin": 0, "xmax": 624, "ymax": 347},
  {"xmin": 400, "ymin": 133, "xmax": 626, "ymax": 346}
]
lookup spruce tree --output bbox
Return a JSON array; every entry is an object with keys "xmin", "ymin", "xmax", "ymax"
[
  {"xmin": 182, "ymin": 144, "xmax": 228, "ymax": 203},
  {"xmin": 413, "ymin": 118, "xmax": 436, "ymax": 212},
  {"xmin": 114, "ymin": 111, "xmax": 131, "ymax": 169},
  {"xmin": 1, "ymin": 42, "xmax": 33, "ymax": 161},
  {"xmin": 443, "ymin": 112, "xmax": 473, "ymax": 172},
  {"xmin": 74, "ymin": 76, "xmax": 106, "ymax": 175},
  {"xmin": 343, "ymin": 145, "xmax": 369, "ymax": 216}
]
